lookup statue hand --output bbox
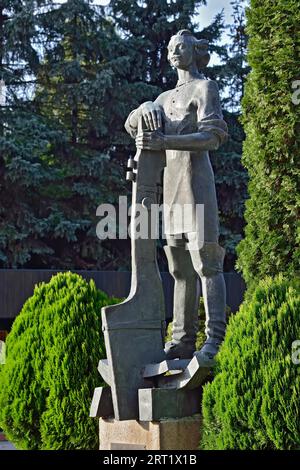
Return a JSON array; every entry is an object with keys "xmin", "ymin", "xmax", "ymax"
[
  {"xmin": 139, "ymin": 102, "xmax": 163, "ymax": 131},
  {"xmin": 136, "ymin": 130, "xmax": 166, "ymax": 151}
]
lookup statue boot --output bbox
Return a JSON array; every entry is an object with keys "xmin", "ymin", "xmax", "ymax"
[
  {"xmin": 164, "ymin": 245, "xmax": 199, "ymax": 359},
  {"xmin": 189, "ymin": 242, "xmax": 226, "ymax": 366}
]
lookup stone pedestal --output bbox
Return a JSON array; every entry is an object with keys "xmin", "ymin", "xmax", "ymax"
[{"xmin": 99, "ymin": 415, "xmax": 202, "ymax": 450}]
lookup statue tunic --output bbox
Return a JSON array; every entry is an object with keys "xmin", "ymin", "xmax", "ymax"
[{"xmin": 126, "ymin": 78, "xmax": 228, "ymax": 240}]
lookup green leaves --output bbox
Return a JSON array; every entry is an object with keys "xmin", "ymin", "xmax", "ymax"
[
  {"xmin": 0, "ymin": 0, "xmax": 128, "ymax": 269},
  {"xmin": 237, "ymin": 0, "xmax": 300, "ymax": 288},
  {"xmin": 202, "ymin": 275, "xmax": 300, "ymax": 450},
  {"xmin": 0, "ymin": 0, "xmax": 250, "ymax": 270},
  {"xmin": 0, "ymin": 272, "xmax": 119, "ymax": 449}
]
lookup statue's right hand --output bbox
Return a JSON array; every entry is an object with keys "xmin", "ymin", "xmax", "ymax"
[{"xmin": 139, "ymin": 102, "xmax": 163, "ymax": 131}]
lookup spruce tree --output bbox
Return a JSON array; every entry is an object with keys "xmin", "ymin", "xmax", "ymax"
[
  {"xmin": 109, "ymin": 0, "xmax": 226, "ymax": 89},
  {"xmin": 0, "ymin": 0, "xmax": 57, "ymax": 267},
  {"xmin": 0, "ymin": 0, "xmax": 130, "ymax": 269},
  {"xmin": 32, "ymin": 0, "xmax": 129, "ymax": 269},
  {"xmin": 236, "ymin": 0, "xmax": 300, "ymax": 287},
  {"xmin": 0, "ymin": 272, "xmax": 118, "ymax": 449},
  {"xmin": 0, "ymin": 0, "xmax": 251, "ymax": 272}
]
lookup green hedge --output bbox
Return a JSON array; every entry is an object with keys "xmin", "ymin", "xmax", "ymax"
[
  {"xmin": 201, "ymin": 275, "xmax": 300, "ymax": 450},
  {"xmin": 237, "ymin": 0, "xmax": 300, "ymax": 289},
  {"xmin": 0, "ymin": 272, "xmax": 118, "ymax": 450}
]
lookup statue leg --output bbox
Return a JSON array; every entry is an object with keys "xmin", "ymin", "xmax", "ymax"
[
  {"xmin": 164, "ymin": 238, "xmax": 199, "ymax": 359},
  {"xmin": 188, "ymin": 241, "xmax": 226, "ymax": 361}
]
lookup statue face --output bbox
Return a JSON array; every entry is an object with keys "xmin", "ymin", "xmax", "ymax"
[{"xmin": 167, "ymin": 36, "xmax": 195, "ymax": 70}]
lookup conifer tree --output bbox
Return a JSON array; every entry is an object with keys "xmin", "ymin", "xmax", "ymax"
[
  {"xmin": 237, "ymin": 0, "xmax": 300, "ymax": 287},
  {"xmin": 0, "ymin": 0, "xmax": 251, "ymax": 272},
  {"xmin": 32, "ymin": 0, "xmax": 129, "ymax": 269},
  {"xmin": 0, "ymin": 1, "xmax": 129, "ymax": 269},
  {"xmin": 0, "ymin": 0, "xmax": 56, "ymax": 267}
]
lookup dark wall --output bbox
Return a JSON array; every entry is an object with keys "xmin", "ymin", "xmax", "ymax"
[{"xmin": 0, "ymin": 270, "xmax": 246, "ymax": 329}]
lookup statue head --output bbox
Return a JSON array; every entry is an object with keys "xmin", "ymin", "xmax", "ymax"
[{"xmin": 167, "ymin": 30, "xmax": 210, "ymax": 71}]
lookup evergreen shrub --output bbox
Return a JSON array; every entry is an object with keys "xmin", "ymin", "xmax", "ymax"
[
  {"xmin": 201, "ymin": 275, "xmax": 300, "ymax": 450},
  {"xmin": 0, "ymin": 272, "xmax": 118, "ymax": 449},
  {"xmin": 237, "ymin": 0, "xmax": 300, "ymax": 288}
]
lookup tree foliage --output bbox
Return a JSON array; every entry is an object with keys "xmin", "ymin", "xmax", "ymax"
[
  {"xmin": 0, "ymin": 272, "xmax": 118, "ymax": 449},
  {"xmin": 0, "ymin": 1, "xmax": 129, "ymax": 269},
  {"xmin": 0, "ymin": 0, "xmax": 249, "ymax": 271},
  {"xmin": 201, "ymin": 275, "xmax": 300, "ymax": 450},
  {"xmin": 236, "ymin": 0, "xmax": 300, "ymax": 287},
  {"xmin": 109, "ymin": 0, "xmax": 249, "ymax": 271}
]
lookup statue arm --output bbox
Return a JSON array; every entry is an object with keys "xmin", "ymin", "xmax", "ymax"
[
  {"xmin": 163, "ymin": 80, "xmax": 228, "ymax": 152},
  {"xmin": 124, "ymin": 108, "xmax": 140, "ymax": 138},
  {"xmin": 125, "ymin": 91, "xmax": 167, "ymax": 138},
  {"xmin": 125, "ymin": 97, "xmax": 165, "ymax": 138},
  {"xmin": 195, "ymin": 80, "xmax": 228, "ymax": 149},
  {"xmin": 164, "ymin": 131, "xmax": 222, "ymax": 151}
]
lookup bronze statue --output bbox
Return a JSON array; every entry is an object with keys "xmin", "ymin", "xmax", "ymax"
[
  {"xmin": 125, "ymin": 30, "xmax": 228, "ymax": 363},
  {"xmin": 91, "ymin": 30, "xmax": 229, "ymax": 423}
]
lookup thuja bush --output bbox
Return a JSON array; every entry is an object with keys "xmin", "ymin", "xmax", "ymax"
[
  {"xmin": 201, "ymin": 275, "xmax": 300, "ymax": 450},
  {"xmin": 0, "ymin": 272, "xmax": 118, "ymax": 450},
  {"xmin": 237, "ymin": 0, "xmax": 300, "ymax": 289}
]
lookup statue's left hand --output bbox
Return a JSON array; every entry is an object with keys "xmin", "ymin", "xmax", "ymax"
[{"xmin": 135, "ymin": 130, "xmax": 166, "ymax": 151}]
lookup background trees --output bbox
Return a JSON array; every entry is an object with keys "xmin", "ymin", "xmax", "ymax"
[
  {"xmin": 0, "ymin": 0, "xmax": 249, "ymax": 271},
  {"xmin": 0, "ymin": 0, "xmax": 53, "ymax": 267},
  {"xmin": 236, "ymin": 0, "xmax": 300, "ymax": 287},
  {"xmin": 0, "ymin": 0, "xmax": 128, "ymax": 269}
]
